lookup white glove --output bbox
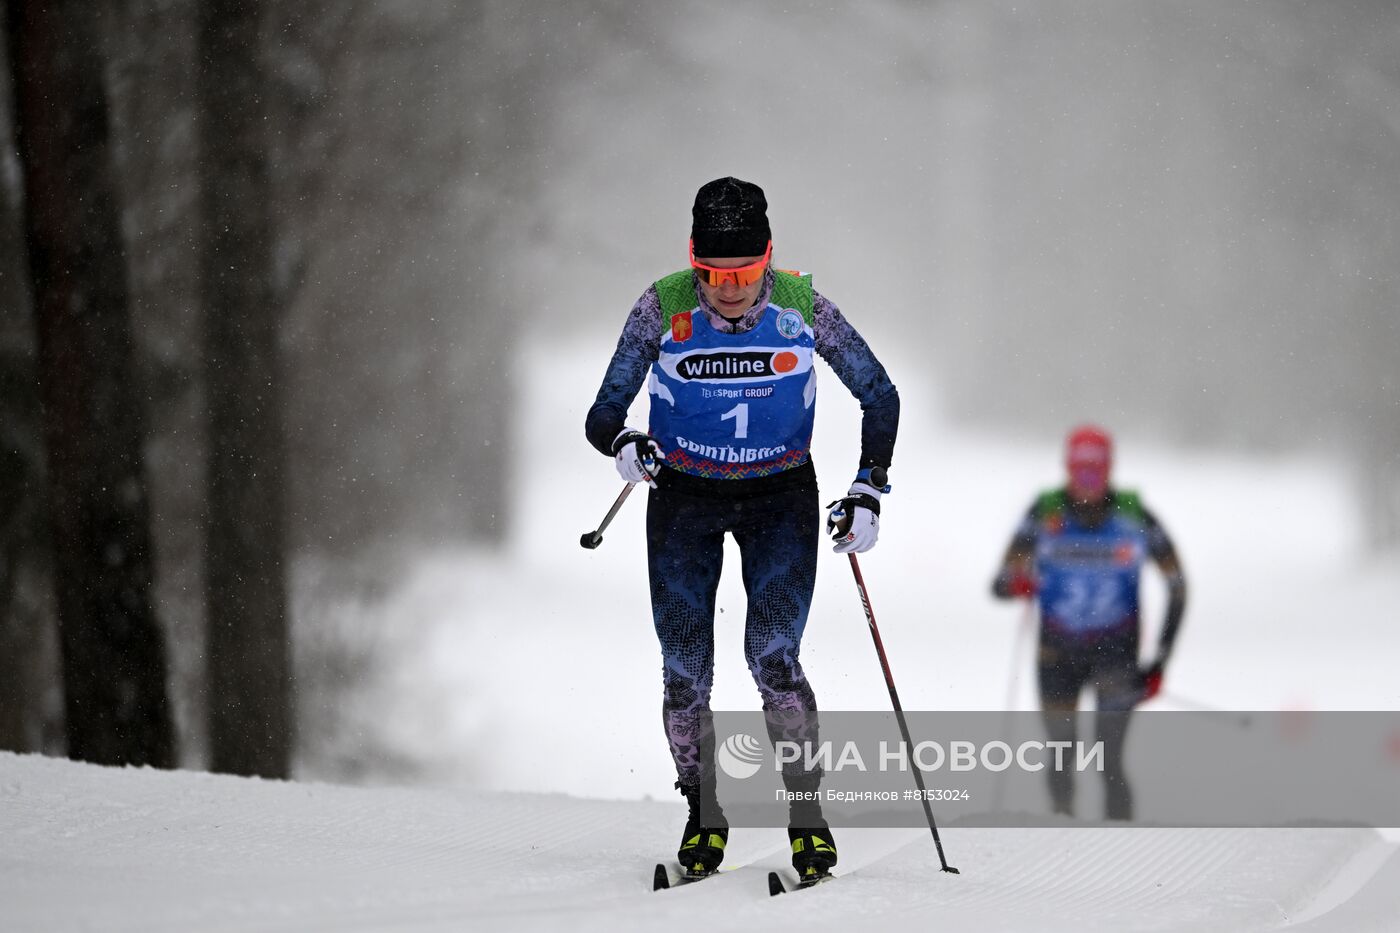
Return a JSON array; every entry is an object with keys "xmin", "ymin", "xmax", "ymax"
[
  {"xmin": 826, "ymin": 479, "xmax": 883, "ymax": 554},
  {"xmin": 611, "ymin": 429, "xmax": 665, "ymax": 488}
]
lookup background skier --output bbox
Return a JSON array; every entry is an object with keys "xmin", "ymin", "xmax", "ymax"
[{"xmin": 990, "ymin": 425, "xmax": 1187, "ymax": 819}]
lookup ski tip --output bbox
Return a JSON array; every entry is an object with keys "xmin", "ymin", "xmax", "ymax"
[
  {"xmin": 652, "ymin": 863, "xmax": 670, "ymax": 891},
  {"xmin": 767, "ymin": 870, "xmax": 786, "ymax": 897}
]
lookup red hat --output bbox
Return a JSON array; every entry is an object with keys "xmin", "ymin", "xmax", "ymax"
[{"xmin": 1066, "ymin": 424, "xmax": 1112, "ymax": 470}]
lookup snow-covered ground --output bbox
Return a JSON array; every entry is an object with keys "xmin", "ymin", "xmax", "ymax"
[
  {"xmin": 2, "ymin": 750, "xmax": 1398, "ymax": 932},
  {"xmin": 6, "ymin": 339, "xmax": 1398, "ymax": 931}
]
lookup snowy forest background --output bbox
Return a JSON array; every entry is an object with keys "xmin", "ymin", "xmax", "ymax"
[{"xmin": 0, "ymin": 1, "xmax": 1397, "ymax": 787}]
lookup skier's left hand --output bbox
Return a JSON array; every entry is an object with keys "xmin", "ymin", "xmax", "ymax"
[
  {"xmin": 1137, "ymin": 659, "xmax": 1165, "ymax": 703},
  {"xmin": 826, "ymin": 471, "xmax": 885, "ymax": 554}
]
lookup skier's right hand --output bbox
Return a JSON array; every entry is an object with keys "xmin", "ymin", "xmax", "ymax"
[
  {"xmin": 992, "ymin": 568, "xmax": 1038, "ymax": 599},
  {"xmin": 1006, "ymin": 571, "xmax": 1038, "ymax": 599},
  {"xmin": 611, "ymin": 429, "xmax": 665, "ymax": 488}
]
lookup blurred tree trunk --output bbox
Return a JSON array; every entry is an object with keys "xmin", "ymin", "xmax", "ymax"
[
  {"xmin": 198, "ymin": 0, "xmax": 293, "ymax": 778},
  {"xmin": 0, "ymin": 9, "xmax": 47, "ymax": 754},
  {"xmin": 0, "ymin": 441, "xmax": 32, "ymax": 750},
  {"xmin": 4, "ymin": 0, "xmax": 175, "ymax": 767}
]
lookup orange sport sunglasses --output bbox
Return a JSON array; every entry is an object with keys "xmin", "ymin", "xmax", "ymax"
[{"xmin": 689, "ymin": 239, "xmax": 772, "ymax": 288}]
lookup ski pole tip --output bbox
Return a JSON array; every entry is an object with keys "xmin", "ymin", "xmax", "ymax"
[{"xmin": 579, "ymin": 532, "xmax": 602, "ymax": 549}]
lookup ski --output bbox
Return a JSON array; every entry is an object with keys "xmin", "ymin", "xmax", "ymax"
[
  {"xmin": 767, "ymin": 868, "xmax": 835, "ymax": 896},
  {"xmin": 652, "ymin": 862, "xmax": 719, "ymax": 891}
]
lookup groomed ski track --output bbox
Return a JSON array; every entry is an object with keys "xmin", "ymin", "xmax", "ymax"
[{"xmin": 2, "ymin": 752, "xmax": 1396, "ymax": 932}]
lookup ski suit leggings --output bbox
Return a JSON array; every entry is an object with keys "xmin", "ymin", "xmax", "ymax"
[
  {"xmin": 1037, "ymin": 629, "xmax": 1141, "ymax": 819},
  {"xmin": 646, "ymin": 465, "xmax": 820, "ymax": 788}
]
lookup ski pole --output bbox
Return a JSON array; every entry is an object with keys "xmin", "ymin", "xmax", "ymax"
[
  {"xmin": 579, "ymin": 483, "xmax": 635, "ymax": 550},
  {"xmin": 991, "ymin": 599, "xmax": 1036, "ymax": 812},
  {"xmin": 1001, "ymin": 598, "xmax": 1035, "ymax": 712},
  {"xmin": 1160, "ymin": 690, "xmax": 1253, "ymax": 728},
  {"xmin": 847, "ymin": 553, "xmax": 959, "ymax": 874}
]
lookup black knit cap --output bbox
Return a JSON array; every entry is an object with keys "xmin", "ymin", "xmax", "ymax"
[{"xmin": 691, "ymin": 176, "xmax": 771, "ymax": 258}]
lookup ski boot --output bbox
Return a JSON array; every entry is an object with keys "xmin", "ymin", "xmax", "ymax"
[
  {"xmin": 1105, "ymin": 774, "xmax": 1133, "ymax": 821},
  {"xmin": 676, "ymin": 780, "xmax": 728, "ymax": 880},
  {"xmin": 786, "ymin": 779, "xmax": 836, "ymax": 885},
  {"xmin": 788, "ymin": 824, "xmax": 837, "ymax": 886}
]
